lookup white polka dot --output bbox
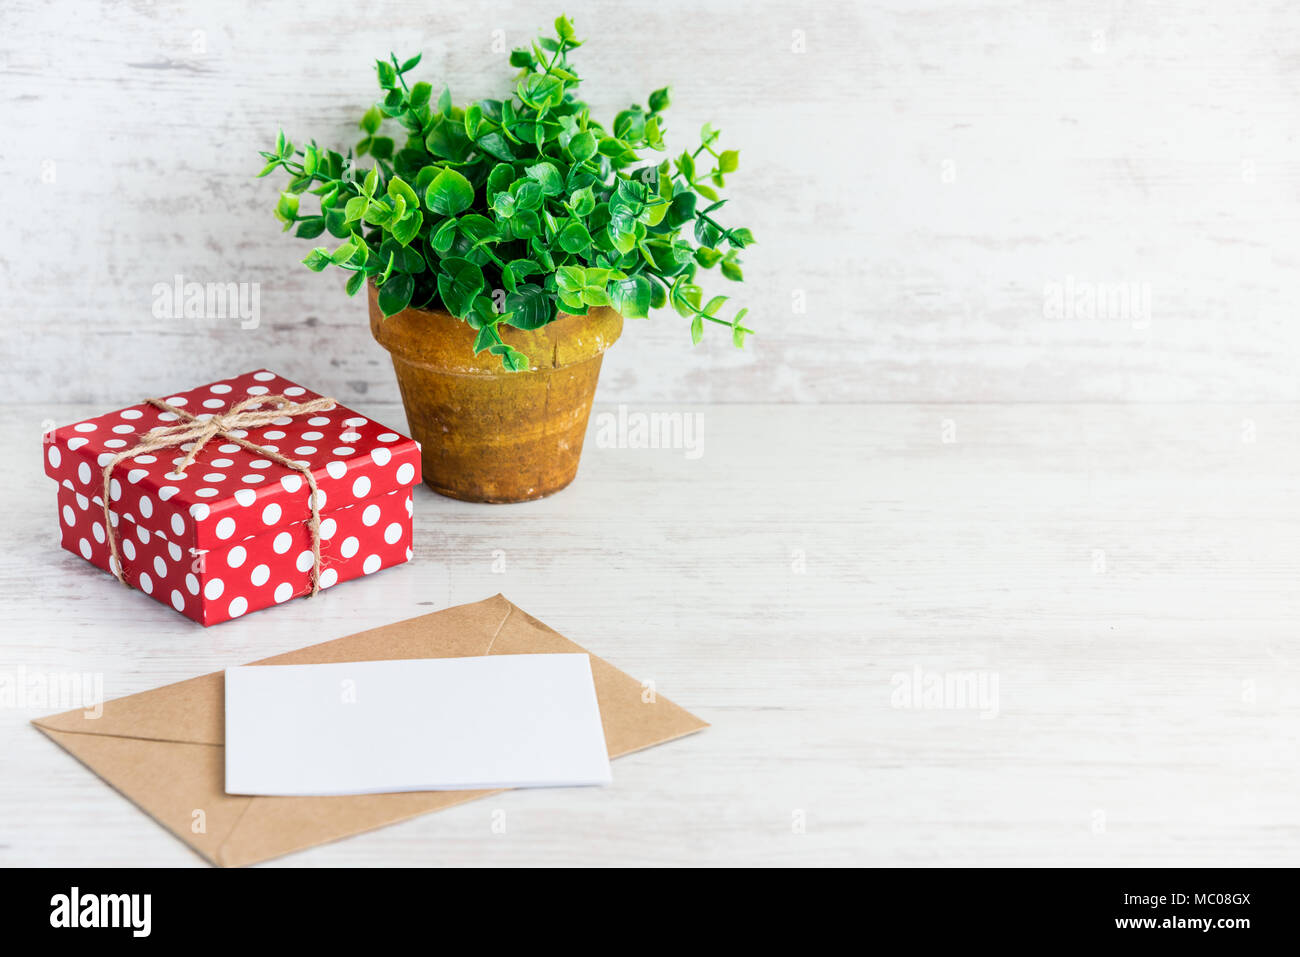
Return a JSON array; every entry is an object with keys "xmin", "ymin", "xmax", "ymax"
[
  {"xmin": 344, "ymin": 417, "xmax": 367, "ymax": 427},
  {"xmin": 93, "ymin": 521, "xmax": 106, "ymax": 543},
  {"xmin": 77, "ymin": 462, "xmax": 91, "ymax": 485},
  {"xmin": 165, "ymin": 395, "xmax": 187, "ymax": 406},
  {"xmin": 253, "ymin": 371, "xmax": 276, "ymax": 381},
  {"xmin": 377, "ymin": 432, "xmax": 399, "ymax": 442},
  {"xmin": 228, "ymin": 596, "xmax": 248, "ymax": 618},
  {"xmin": 370, "ymin": 448, "xmax": 392, "ymax": 467},
  {"xmin": 74, "ymin": 422, "xmax": 97, "ymax": 432},
  {"xmin": 262, "ymin": 503, "xmax": 282, "ymax": 525},
  {"xmin": 78, "ymin": 537, "xmax": 92, "ymax": 559},
  {"xmin": 168, "ymin": 541, "xmax": 182, "ymax": 561},
  {"xmin": 280, "ymin": 474, "xmax": 303, "ymax": 493},
  {"xmin": 250, "ymin": 564, "xmax": 270, "ymax": 586},
  {"xmin": 203, "ymin": 472, "xmax": 226, "ymax": 483},
  {"xmin": 195, "ymin": 487, "xmax": 219, "ymax": 498},
  {"xmin": 340, "ymin": 536, "xmax": 359, "ymax": 559},
  {"xmin": 352, "ymin": 476, "xmax": 371, "ymax": 498},
  {"xmin": 308, "ymin": 416, "xmax": 331, "ymax": 426},
  {"xmin": 127, "ymin": 468, "xmax": 148, "ymax": 484},
  {"xmin": 396, "ymin": 463, "xmax": 415, "ymax": 485},
  {"xmin": 308, "ymin": 489, "xmax": 326, "ymax": 510},
  {"xmin": 165, "ymin": 471, "xmax": 188, "ymax": 481},
  {"xmin": 332, "ymin": 447, "xmax": 355, "ymax": 456},
  {"xmin": 136, "ymin": 524, "xmax": 151, "ymax": 545},
  {"xmin": 234, "ymin": 488, "xmax": 257, "ymax": 507},
  {"xmin": 271, "ymin": 416, "xmax": 292, "ymax": 426},
  {"xmin": 404, "ymin": 495, "xmax": 413, "ymax": 516},
  {"xmin": 62, "ymin": 504, "xmax": 75, "ymax": 526},
  {"xmin": 274, "ymin": 582, "xmax": 294, "ymax": 603},
  {"xmin": 185, "ymin": 573, "xmax": 200, "ymax": 595},
  {"xmin": 203, "ymin": 398, "xmax": 224, "ymax": 409},
  {"xmin": 170, "ymin": 589, "xmax": 185, "ymax": 612},
  {"xmin": 228, "ymin": 429, "xmax": 248, "ymax": 439},
  {"xmin": 263, "ymin": 430, "xmax": 286, "ymax": 440},
  {"xmin": 109, "ymin": 479, "xmax": 122, "ymax": 501},
  {"xmin": 295, "ymin": 550, "xmax": 315, "ymax": 572},
  {"xmin": 139, "ymin": 496, "xmax": 153, "ymax": 519},
  {"xmin": 294, "ymin": 446, "xmax": 317, "ymax": 456},
  {"xmin": 362, "ymin": 554, "xmax": 382, "ymax": 574},
  {"xmin": 211, "ymin": 458, "xmax": 234, "ymax": 468},
  {"xmin": 158, "ymin": 412, "xmax": 179, "ymax": 423},
  {"xmin": 189, "ymin": 503, "xmax": 209, "ymax": 522},
  {"xmin": 242, "ymin": 475, "xmax": 265, "ymax": 484},
  {"xmin": 47, "ymin": 446, "xmax": 61, "ymax": 468},
  {"xmin": 123, "ymin": 539, "xmax": 136, "ymax": 561},
  {"xmin": 325, "ymin": 461, "xmax": 347, "ymax": 480},
  {"xmin": 319, "ymin": 568, "xmax": 339, "ymax": 588},
  {"xmin": 76, "ymin": 492, "xmax": 89, "ymax": 510},
  {"xmin": 319, "ymin": 518, "xmax": 336, "ymax": 540},
  {"xmin": 99, "ymin": 453, "xmax": 115, "ymax": 468},
  {"xmin": 200, "ymin": 578, "xmax": 223, "ymax": 601},
  {"xmin": 301, "ymin": 431, "xmax": 323, "ymax": 441},
  {"xmin": 227, "ymin": 545, "xmax": 247, "ymax": 568},
  {"xmin": 134, "ymin": 455, "xmax": 157, "ymax": 464},
  {"xmin": 219, "ymin": 443, "xmax": 240, "ymax": 453},
  {"xmin": 284, "ymin": 386, "xmax": 306, "ymax": 396},
  {"xmin": 138, "ymin": 571, "xmax": 153, "ymax": 594},
  {"xmin": 362, "ymin": 504, "xmax": 381, "ymax": 526},
  {"xmin": 113, "ymin": 424, "xmax": 135, "ymax": 434},
  {"xmin": 211, "ymin": 383, "xmax": 232, "ymax": 394},
  {"xmin": 121, "ymin": 408, "xmax": 144, "ymax": 419},
  {"xmin": 341, "ymin": 432, "xmax": 362, "ymax": 443},
  {"xmin": 215, "ymin": 516, "xmax": 236, "ymax": 539},
  {"xmin": 273, "ymin": 531, "xmax": 292, "ymax": 554},
  {"xmin": 153, "ymin": 555, "xmax": 168, "ymax": 577},
  {"xmin": 383, "ymin": 522, "xmax": 403, "ymax": 545}
]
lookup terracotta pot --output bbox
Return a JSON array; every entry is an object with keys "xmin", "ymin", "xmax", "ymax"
[{"xmin": 368, "ymin": 283, "xmax": 623, "ymax": 503}]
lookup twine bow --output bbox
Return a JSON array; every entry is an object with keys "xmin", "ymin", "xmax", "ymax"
[{"xmin": 101, "ymin": 394, "xmax": 338, "ymax": 598}]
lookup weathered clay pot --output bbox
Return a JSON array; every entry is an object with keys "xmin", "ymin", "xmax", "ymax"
[{"xmin": 368, "ymin": 283, "xmax": 622, "ymax": 503}]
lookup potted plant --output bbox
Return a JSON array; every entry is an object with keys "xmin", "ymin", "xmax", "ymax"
[{"xmin": 257, "ymin": 15, "xmax": 754, "ymax": 502}]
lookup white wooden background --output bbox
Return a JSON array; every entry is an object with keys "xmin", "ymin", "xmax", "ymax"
[
  {"xmin": 2, "ymin": 1, "xmax": 1299, "ymax": 867},
  {"xmin": 4, "ymin": 0, "xmax": 1300, "ymax": 404}
]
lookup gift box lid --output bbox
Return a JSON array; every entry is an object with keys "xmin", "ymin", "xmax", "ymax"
[{"xmin": 43, "ymin": 370, "xmax": 422, "ymax": 553}]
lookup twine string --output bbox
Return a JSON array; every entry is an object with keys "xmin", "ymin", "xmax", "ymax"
[{"xmin": 100, "ymin": 394, "xmax": 336, "ymax": 598}]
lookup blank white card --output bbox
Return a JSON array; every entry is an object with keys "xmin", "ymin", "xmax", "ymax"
[{"xmin": 224, "ymin": 654, "xmax": 612, "ymax": 795}]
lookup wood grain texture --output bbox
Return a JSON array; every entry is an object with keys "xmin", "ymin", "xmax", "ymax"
[
  {"xmin": 2, "ymin": 401, "xmax": 1297, "ymax": 866},
  {"xmin": 3, "ymin": 0, "xmax": 1300, "ymax": 404}
]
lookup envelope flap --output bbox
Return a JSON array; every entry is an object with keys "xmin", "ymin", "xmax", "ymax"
[
  {"xmin": 487, "ymin": 601, "xmax": 709, "ymax": 756},
  {"xmin": 33, "ymin": 672, "xmax": 225, "ymax": 744}
]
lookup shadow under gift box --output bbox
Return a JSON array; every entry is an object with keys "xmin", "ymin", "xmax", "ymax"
[{"xmin": 42, "ymin": 370, "xmax": 422, "ymax": 626}]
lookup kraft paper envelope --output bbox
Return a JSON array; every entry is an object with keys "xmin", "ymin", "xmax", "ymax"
[{"xmin": 32, "ymin": 595, "xmax": 708, "ymax": 866}]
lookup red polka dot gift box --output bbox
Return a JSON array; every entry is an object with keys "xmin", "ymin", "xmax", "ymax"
[{"xmin": 42, "ymin": 370, "xmax": 422, "ymax": 626}]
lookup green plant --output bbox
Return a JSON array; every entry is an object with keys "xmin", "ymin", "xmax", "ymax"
[{"xmin": 257, "ymin": 14, "xmax": 754, "ymax": 370}]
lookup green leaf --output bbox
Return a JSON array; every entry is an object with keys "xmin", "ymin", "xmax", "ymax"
[
  {"xmin": 360, "ymin": 106, "xmax": 382, "ymax": 134},
  {"xmin": 557, "ymin": 221, "xmax": 592, "ymax": 254},
  {"xmin": 503, "ymin": 283, "xmax": 556, "ymax": 330},
  {"xmin": 720, "ymin": 259, "xmax": 744, "ymax": 282},
  {"xmin": 398, "ymin": 53, "xmax": 422, "ymax": 73},
  {"xmin": 390, "ymin": 209, "xmax": 423, "ymax": 246},
  {"xmin": 436, "ymin": 257, "xmax": 485, "ymax": 317},
  {"xmin": 376, "ymin": 59, "xmax": 397, "ymax": 89},
  {"xmin": 690, "ymin": 313, "xmax": 704, "ymax": 345},
  {"xmin": 302, "ymin": 248, "xmax": 331, "ymax": 272},
  {"xmin": 525, "ymin": 162, "xmax": 563, "ymax": 196},
  {"xmin": 295, "ymin": 216, "xmax": 326, "ymax": 239},
  {"xmin": 377, "ymin": 273, "xmax": 414, "ymax": 316},
  {"xmin": 719, "ymin": 150, "xmax": 739, "ymax": 173},
  {"xmin": 649, "ymin": 86, "xmax": 671, "ymax": 113},
  {"xmin": 409, "ymin": 81, "xmax": 432, "ymax": 108},
  {"xmin": 424, "ymin": 167, "xmax": 474, "ymax": 215},
  {"xmin": 346, "ymin": 270, "xmax": 366, "ymax": 296},
  {"xmin": 610, "ymin": 275, "xmax": 652, "ymax": 319},
  {"xmin": 567, "ymin": 185, "xmax": 595, "ymax": 217},
  {"xmin": 438, "ymin": 86, "xmax": 452, "ymax": 116},
  {"xmin": 568, "ymin": 131, "xmax": 597, "ymax": 162},
  {"xmin": 555, "ymin": 14, "xmax": 578, "ymax": 41}
]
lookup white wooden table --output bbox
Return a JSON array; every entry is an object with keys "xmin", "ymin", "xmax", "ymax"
[{"xmin": 2, "ymin": 400, "xmax": 1297, "ymax": 866}]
